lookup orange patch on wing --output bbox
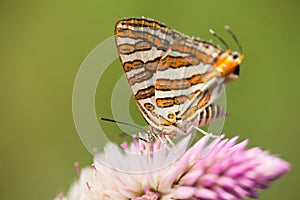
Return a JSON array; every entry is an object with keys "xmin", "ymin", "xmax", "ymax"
[
  {"xmin": 172, "ymin": 79, "xmax": 190, "ymax": 89},
  {"xmin": 123, "ymin": 60, "xmax": 144, "ymax": 72},
  {"xmin": 168, "ymin": 113, "xmax": 175, "ymax": 119},
  {"xmin": 155, "ymin": 80, "xmax": 172, "ymax": 90},
  {"xmin": 144, "ymin": 103, "xmax": 155, "ymax": 111},
  {"xmin": 152, "ymin": 36, "xmax": 169, "ymax": 50},
  {"xmin": 136, "ymin": 71, "xmax": 151, "ymax": 82},
  {"xmin": 189, "ymin": 74, "xmax": 204, "ymax": 85},
  {"xmin": 174, "ymin": 95, "xmax": 188, "ymax": 104},
  {"xmin": 120, "ymin": 30, "xmax": 169, "ymax": 50},
  {"xmin": 115, "ymin": 28, "xmax": 130, "ymax": 37},
  {"xmin": 115, "ymin": 19, "xmax": 171, "ymax": 50},
  {"xmin": 129, "ymin": 70, "xmax": 154, "ymax": 86},
  {"xmin": 171, "ymin": 43, "xmax": 213, "ymax": 64},
  {"xmin": 157, "ymin": 56, "xmax": 199, "ymax": 71},
  {"xmin": 159, "ymin": 115, "xmax": 174, "ymax": 126},
  {"xmin": 156, "ymin": 75, "xmax": 204, "ymax": 91},
  {"xmin": 155, "ymin": 79, "xmax": 191, "ymax": 91},
  {"xmin": 128, "ymin": 76, "xmax": 136, "ymax": 85},
  {"xmin": 118, "ymin": 44, "xmax": 135, "ymax": 54},
  {"xmin": 156, "ymin": 95, "xmax": 190, "ymax": 108},
  {"xmin": 197, "ymin": 91, "xmax": 210, "ymax": 109},
  {"xmin": 116, "ymin": 18, "xmax": 167, "ymax": 31},
  {"xmin": 135, "ymin": 86, "xmax": 155, "ymax": 100},
  {"xmin": 135, "ymin": 41, "xmax": 152, "ymax": 51},
  {"xmin": 123, "ymin": 58, "xmax": 159, "ymax": 73},
  {"xmin": 156, "ymin": 98, "xmax": 174, "ymax": 108}
]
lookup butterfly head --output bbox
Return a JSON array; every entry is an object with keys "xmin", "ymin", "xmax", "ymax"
[{"xmin": 214, "ymin": 50, "xmax": 244, "ymax": 78}]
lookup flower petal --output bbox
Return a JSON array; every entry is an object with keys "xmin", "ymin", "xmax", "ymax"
[{"xmin": 171, "ymin": 186, "xmax": 196, "ymax": 199}]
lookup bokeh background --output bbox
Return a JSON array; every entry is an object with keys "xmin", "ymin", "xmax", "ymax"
[{"xmin": 1, "ymin": 0, "xmax": 299, "ymax": 199}]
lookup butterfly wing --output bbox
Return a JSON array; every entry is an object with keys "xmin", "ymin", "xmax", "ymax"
[{"xmin": 114, "ymin": 18, "xmax": 184, "ymax": 129}]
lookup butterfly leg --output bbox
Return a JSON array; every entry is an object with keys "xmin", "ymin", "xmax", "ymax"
[
  {"xmin": 187, "ymin": 125, "xmax": 220, "ymax": 139},
  {"xmin": 156, "ymin": 134, "xmax": 170, "ymax": 150}
]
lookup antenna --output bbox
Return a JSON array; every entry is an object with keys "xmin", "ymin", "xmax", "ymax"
[
  {"xmin": 209, "ymin": 29, "xmax": 230, "ymax": 50},
  {"xmin": 99, "ymin": 117, "xmax": 147, "ymax": 133},
  {"xmin": 224, "ymin": 25, "xmax": 243, "ymax": 54}
]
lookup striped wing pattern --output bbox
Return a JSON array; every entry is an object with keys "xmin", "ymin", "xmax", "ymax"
[
  {"xmin": 115, "ymin": 18, "xmax": 227, "ymax": 137},
  {"xmin": 154, "ymin": 37, "xmax": 225, "ymax": 132}
]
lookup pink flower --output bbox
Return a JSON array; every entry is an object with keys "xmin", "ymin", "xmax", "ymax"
[{"xmin": 56, "ymin": 134, "xmax": 290, "ymax": 200}]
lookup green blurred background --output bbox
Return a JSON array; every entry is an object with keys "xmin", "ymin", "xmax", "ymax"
[{"xmin": 1, "ymin": 0, "xmax": 299, "ymax": 199}]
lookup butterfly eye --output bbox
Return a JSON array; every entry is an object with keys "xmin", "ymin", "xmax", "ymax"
[{"xmin": 232, "ymin": 54, "xmax": 239, "ymax": 59}]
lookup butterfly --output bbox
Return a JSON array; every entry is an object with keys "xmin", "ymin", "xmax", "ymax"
[{"xmin": 114, "ymin": 18, "xmax": 244, "ymax": 143}]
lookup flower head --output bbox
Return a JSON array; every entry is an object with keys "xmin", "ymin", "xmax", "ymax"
[{"xmin": 56, "ymin": 134, "xmax": 289, "ymax": 200}]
